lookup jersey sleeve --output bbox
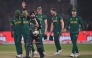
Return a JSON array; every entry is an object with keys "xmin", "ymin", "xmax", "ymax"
[
  {"xmin": 51, "ymin": 17, "xmax": 53, "ymax": 23},
  {"xmin": 59, "ymin": 14, "xmax": 63, "ymax": 20},
  {"xmin": 79, "ymin": 17, "xmax": 85, "ymax": 31},
  {"xmin": 43, "ymin": 14, "xmax": 47, "ymax": 20}
]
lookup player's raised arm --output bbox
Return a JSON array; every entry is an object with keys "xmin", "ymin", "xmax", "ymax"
[
  {"xmin": 22, "ymin": 1, "xmax": 26, "ymax": 9},
  {"xmin": 22, "ymin": 1, "xmax": 28, "ymax": 17}
]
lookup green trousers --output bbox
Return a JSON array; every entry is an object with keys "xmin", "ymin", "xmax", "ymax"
[
  {"xmin": 39, "ymin": 29, "xmax": 45, "ymax": 52},
  {"xmin": 22, "ymin": 30, "xmax": 30, "ymax": 50},
  {"xmin": 53, "ymin": 29, "xmax": 61, "ymax": 52},
  {"xmin": 70, "ymin": 32, "xmax": 79, "ymax": 54},
  {"xmin": 14, "ymin": 31, "xmax": 22, "ymax": 54}
]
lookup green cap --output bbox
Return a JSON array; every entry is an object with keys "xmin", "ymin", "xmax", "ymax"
[
  {"xmin": 15, "ymin": 10, "xmax": 20, "ymax": 14},
  {"xmin": 72, "ymin": 8, "xmax": 77, "ymax": 12}
]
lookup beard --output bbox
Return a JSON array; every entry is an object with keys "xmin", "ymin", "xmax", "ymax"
[{"xmin": 15, "ymin": 14, "xmax": 20, "ymax": 18}]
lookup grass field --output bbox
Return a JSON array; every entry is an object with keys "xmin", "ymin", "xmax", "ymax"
[{"xmin": 0, "ymin": 44, "xmax": 92, "ymax": 58}]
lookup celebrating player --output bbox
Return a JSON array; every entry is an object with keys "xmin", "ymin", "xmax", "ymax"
[
  {"xmin": 65, "ymin": 8, "xmax": 85, "ymax": 57},
  {"xmin": 10, "ymin": 10, "xmax": 23, "ymax": 58},
  {"xmin": 35, "ymin": 7, "xmax": 48, "ymax": 54},
  {"xmin": 50, "ymin": 8, "xmax": 64, "ymax": 55},
  {"xmin": 22, "ymin": 2, "xmax": 45, "ymax": 58}
]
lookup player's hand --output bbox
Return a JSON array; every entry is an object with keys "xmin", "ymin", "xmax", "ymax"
[
  {"xmin": 62, "ymin": 28, "xmax": 64, "ymax": 33},
  {"xmin": 83, "ymin": 31, "xmax": 85, "ymax": 35},
  {"xmin": 36, "ymin": 24, "xmax": 39, "ymax": 27},
  {"xmin": 11, "ymin": 32, "xmax": 14, "ymax": 38},
  {"xmin": 22, "ymin": 1, "xmax": 26, "ymax": 8},
  {"xmin": 11, "ymin": 33, "xmax": 14, "ymax": 37},
  {"xmin": 63, "ymin": 28, "xmax": 67, "ymax": 32}
]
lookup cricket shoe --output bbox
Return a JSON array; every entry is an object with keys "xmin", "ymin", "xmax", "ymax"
[
  {"xmin": 57, "ymin": 50, "xmax": 62, "ymax": 55},
  {"xmin": 34, "ymin": 50, "xmax": 38, "ymax": 55},
  {"xmin": 43, "ymin": 52, "xmax": 46, "ymax": 56},
  {"xmin": 70, "ymin": 53, "xmax": 74, "ymax": 57},
  {"xmin": 16, "ymin": 54, "xmax": 22, "ymax": 58},
  {"xmin": 75, "ymin": 53, "xmax": 80, "ymax": 57}
]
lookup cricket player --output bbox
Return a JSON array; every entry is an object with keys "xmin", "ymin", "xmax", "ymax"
[
  {"xmin": 22, "ymin": 2, "xmax": 44, "ymax": 58},
  {"xmin": 23, "ymin": 11, "xmax": 45, "ymax": 58},
  {"xmin": 21, "ymin": 1, "xmax": 30, "ymax": 51},
  {"xmin": 10, "ymin": 10, "xmax": 23, "ymax": 58},
  {"xmin": 50, "ymin": 8, "xmax": 64, "ymax": 55},
  {"xmin": 35, "ymin": 7, "xmax": 48, "ymax": 54},
  {"xmin": 65, "ymin": 8, "xmax": 85, "ymax": 57}
]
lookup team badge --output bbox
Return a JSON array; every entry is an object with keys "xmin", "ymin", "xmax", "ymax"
[{"xmin": 70, "ymin": 18, "xmax": 72, "ymax": 20}]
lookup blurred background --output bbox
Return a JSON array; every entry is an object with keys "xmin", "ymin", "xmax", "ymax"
[{"xmin": 0, "ymin": 0, "xmax": 92, "ymax": 31}]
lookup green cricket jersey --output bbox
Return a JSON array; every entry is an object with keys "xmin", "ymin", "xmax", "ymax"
[
  {"xmin": 36, "ymin": 14, "xmax": 47, "ymax": 29},
  {"xmin": 10, "ymin": 17, "xmax": 22, "ymax": 31},
  {"xmin": 65, "ymin": 16, "xmax": 85, "ymax": 33},
  {"xmin": 22, "ymin": 16, "xmax": 30, "ymax": 30},
  {"xmin": 52, "ymin": 14, "xmax": 63, "ymax": 30}
]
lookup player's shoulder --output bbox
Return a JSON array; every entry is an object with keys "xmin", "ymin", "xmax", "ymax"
[
  {"xmin": 68, "ymin": 16, "xmax": 72, "ymax": 20},
  {"xmin": 76, "ymin": 16, "xmax": 81, "ymax": 18},
  {"xmin": 57, "ymin": 14, "xmax": 61, "ymax": 16},
  {"xmin": 42, "ymin": 14, "xmax": 46, "ymax": 17},
  {"xmin": 76, "ymin": 16, "xmax": 82, "ymax": 20},
  {"xmin": 42, "ymin": 13, "xmax": 46, "ymax": 15},
  {"xmin": 35, "ymin": 14, "xmax": 38, "ymax": 17},
  {"xmin": 69, "ymin": 16, "xmax": 72, "ymax": 18}
]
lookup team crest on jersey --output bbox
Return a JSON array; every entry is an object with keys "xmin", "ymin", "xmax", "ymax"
[
  {"xmin": 14, "ymin": 20, "xmax": 15, "ymax": 21},
  {"xmin": 70, "ymin": 18, "xmax": 72, "ymax": 20},
  {"xmin": 76, "ymin": 18, "xmax": 78, "ymax": 20},
  {"xmin": 56, "ymin": 17, "xmax": 57, "ymax": 19}
]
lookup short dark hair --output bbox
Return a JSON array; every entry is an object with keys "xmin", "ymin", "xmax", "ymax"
[
  {"xmin": 29, "ymin": 11, "xmax": 35, "ymax": 15},
  {"xmin": 50, "ymin": 8, "xmax": 56, "ymax": 11},
  {"xmin": 37, "ymin": 7, "xmax": 42, "ymax": 10}
]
